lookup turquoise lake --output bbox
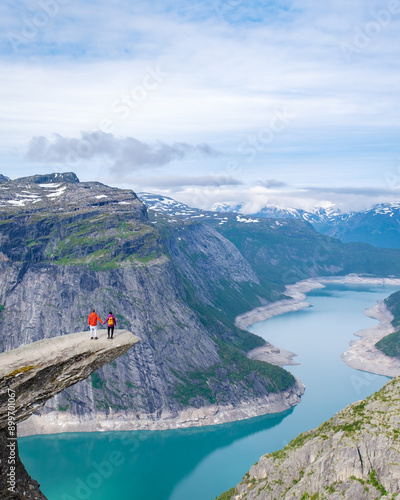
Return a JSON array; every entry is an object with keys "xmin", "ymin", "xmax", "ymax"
[{"xmin": 19, "ymin": 283, "xmax": 399, "ymax": 500}]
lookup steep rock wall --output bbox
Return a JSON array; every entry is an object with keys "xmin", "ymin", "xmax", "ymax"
[{"xmin": 220, "ymin": 376, "xmax": 400, "ymax": 499}]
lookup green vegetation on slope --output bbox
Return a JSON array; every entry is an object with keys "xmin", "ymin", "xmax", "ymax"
[
  {"xmin": 384, "ymin": 290, "xmax": 400, "ymax": 329},
  {"xmin": 176, "ymin": 269, "xmax": 265, "ymax": 354},
  {"xmin": 376, "ymin": 330, "xmax": 400, "ymax": 358},
  {"xmin": 375, "ymin": 290, "xmax": 400, "ymax": 359},
  {"xmin": 217, "ymin": 219, "xmax": 400, "ymax": 285},
  {"xmin": 46, "ymin": 215, "xmax": 161, "ymax": 268},
  {"xmin": 0, "ymin": 209, "xmax": 163, "ymax": 270},
  {"xmin": 214, "ymin": 488, "xmax": 236, "ymax": 500},
  {"xmin": 172, "ymin": 341, "xmax": 295, "ymax": 407}
]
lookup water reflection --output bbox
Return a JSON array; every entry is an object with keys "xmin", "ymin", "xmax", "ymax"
[{"xmin": 20, "ymin": 409, "xmax": 293, "ymax": 500}]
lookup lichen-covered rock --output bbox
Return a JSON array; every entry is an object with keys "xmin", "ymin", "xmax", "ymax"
[
  {"xmin": 0, "ymin": 330, "xmax": 139, "ymax": 428},
  {"xmin": 224, "ymin": 376, "xmax": 400, "ymax": 499}
]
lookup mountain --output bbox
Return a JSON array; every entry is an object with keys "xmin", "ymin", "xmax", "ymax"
[
  {"xmin": 323, "ymin": 202, "xmax": 400, "ymax": 248},
  {"xmin": 211, "ymin": 200, "xmax": 340, "ymax": 222},
  {"xmin": 138, "ymin": 192, "xmax": 321, "ymax": 227},
  {"xmin": 138, "ymin": 192, "xmax": 238, "ymax": 223},
  {"xmin": 139, "ymin": 194, "xmax": 314, "ymax": 224},
  {"xmin": 0, "ymin": 174, "xmax": 304, "ymax": 431},
  {"xmin": 138, "ymin": 192, "xmax": 204, "ymax": 219},
  {"xmin": 217, "ymin": 375, "xmax": 400, "ymax": 499},
  {"xmin": 3, "ymin": 174, "xmax": 400, "ymax": 432},
  {"xmin": 197, "ymin": 198, "xmax": 400, "ymax": 249}
]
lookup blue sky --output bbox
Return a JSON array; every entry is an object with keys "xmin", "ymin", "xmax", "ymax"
[{"xmin": 1, "ymin": 0, "xmax": 400, "ymax": 212}]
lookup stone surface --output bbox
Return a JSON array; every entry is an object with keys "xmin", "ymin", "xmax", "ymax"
[
  {"xmin": 223, "ymin": 376, "xmax": 400, "ymax": 499},
  {"xmin": 0, "ymin": 330, "xmax": 139, "ymax": 500},
  {"xmin": 18, "ymin": 379, "xmax": 305, "ymax": 435},
  {"xmin": 342, "ymin": 301, "xmax": 400, "ymax": 378},
  {"xmin": 0, "ymin": 428, "xmax": 46, "ymax": 500},
  {"xmin": 0, "ymin": 330, "xmax": 140, "ymax": 428}
]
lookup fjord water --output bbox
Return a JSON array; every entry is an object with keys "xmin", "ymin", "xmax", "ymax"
[{"xmin": 19, "ymin": 284, "xmax": 398, "ymax": 500}]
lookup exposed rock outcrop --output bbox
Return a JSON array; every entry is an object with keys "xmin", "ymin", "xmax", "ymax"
[
  {"xmin": 220, "ymin": 376, "xmax": 400, "ymax": 499},
  {"xmin": 0, "ymin": 330, "xmax": 139, "ymax": 500}
]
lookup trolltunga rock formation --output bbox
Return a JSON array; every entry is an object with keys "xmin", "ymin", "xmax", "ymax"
[{"xmin": 0, "ymin": 330, "xmax": 139, "ymax": 500}]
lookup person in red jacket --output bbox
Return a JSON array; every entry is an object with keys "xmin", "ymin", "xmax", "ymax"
[
  {"xmin": 104, "ymin": 311, "xmax": 117, "ymax": 339},
  {"xmin": 88, "ymin": 309, "xmax": 103, "ymax": 340}
]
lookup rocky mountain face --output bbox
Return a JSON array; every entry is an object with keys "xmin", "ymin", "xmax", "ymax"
[
  {"xmin": 219, "ymin": 375, "xmax": 400, "ymax": 500},
  {"xmin": 0, "ymin": 173, "xmax": 303, "ymax": 431},
  {"xmin": 2, "ymin": 173, "xmax": 400, "ymax": 432}
]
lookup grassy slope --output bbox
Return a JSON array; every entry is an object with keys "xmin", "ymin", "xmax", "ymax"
[{"xmin": 215, "ymin": 376, "xmax": 400, "ymax": 499}]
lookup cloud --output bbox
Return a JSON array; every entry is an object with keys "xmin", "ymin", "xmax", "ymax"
[
  {"xmin": 303, "ymin": 186, "xmax": 400, "ymax": 197},
  {"xmin": 1, "ymin": 0, "xmax": 400, "ymax": 197},
  {"xmin": 238, "ymin": 185, "xmax": 400, "ymax": 214},
  {"xmin": 26, "ymin": 131, "xmax": 219, "ymax": 173},
  {"xmin": 131, "ymin": 175, "xmax": 242, "ymax": 189},
  {"xmin": 257, "ymin": 179, "xmax": 288, "ymax": 189}
]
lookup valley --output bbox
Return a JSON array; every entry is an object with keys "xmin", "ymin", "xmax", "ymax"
[{"xmin": 1, "ymin": 173, "xmax": 400, "ymax": 434}]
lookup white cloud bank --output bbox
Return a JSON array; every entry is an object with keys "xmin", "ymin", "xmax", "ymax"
[{"xmin": 1, "ymin": 0, "xmax": 400, "ymax": 210}]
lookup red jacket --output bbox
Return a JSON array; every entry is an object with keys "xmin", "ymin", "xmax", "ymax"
[{"xmin": 88, "ymin": 312, "xmax": 103, "ymax": 326}]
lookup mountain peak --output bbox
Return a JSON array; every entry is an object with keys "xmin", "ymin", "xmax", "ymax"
[{"xmin": 0, "ymin": 174, "xmax": 145, "ymax": 218}]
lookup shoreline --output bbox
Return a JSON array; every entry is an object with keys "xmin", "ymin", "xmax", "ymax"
[
  {"xmin": 18, "ymin": 379, "xmax": 305, "ymax": 436},
  {"xmin": 244, "ymin": 274, "xmax": 400, "ymax": 377},
  {"xmin": 341, "ymin": 301, "xmax": 400, "ymax": 377},
  {"xmin": 241, "ymin": 280, "xmax": 325, "ymax": 366}
]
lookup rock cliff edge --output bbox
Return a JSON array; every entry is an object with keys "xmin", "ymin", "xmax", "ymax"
[
  {"xmin": 220, "ymin": 375, "xmax": 400, "ymax": 499},
  {"xmin": 0, "ymin": 330, "xmax": 139, "ymax": 500}
]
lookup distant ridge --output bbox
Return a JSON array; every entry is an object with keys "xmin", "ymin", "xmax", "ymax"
[
  {"xmin": 10, "ymin": 172, "xmax": 80, "ymax": 184},
  {"xmin": 140, "ymin": 192, "xmax": 400, "ymax": 249}
]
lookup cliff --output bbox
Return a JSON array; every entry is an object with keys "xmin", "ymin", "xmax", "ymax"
[
  {"xmin": 2, "ymin": 173, "xmax": 400, "ymax": 433},
  {"xmin": 0, "ymin": 174, "xmax": 302, "ymax": 432},
  {"xmin": 218, "ymin": 375, "xmax": 400, "ymax": 499},
  {"xmin": 0, "ymin": 330, "xmax": 139, "ymax": 500}
]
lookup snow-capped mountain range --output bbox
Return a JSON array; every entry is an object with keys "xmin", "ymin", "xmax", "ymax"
[
  {"xmin": 3, "ymin": 176, "xmax": 397, "ymax": 248},
  {"xmin": 138, "ymin": 193, "xmax": 400, "ymax": 248}
]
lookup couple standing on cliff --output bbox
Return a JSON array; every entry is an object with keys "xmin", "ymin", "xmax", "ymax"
[{"xmin": 88, "ymin": 309, "xmax": 117, "ymax": 340}]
